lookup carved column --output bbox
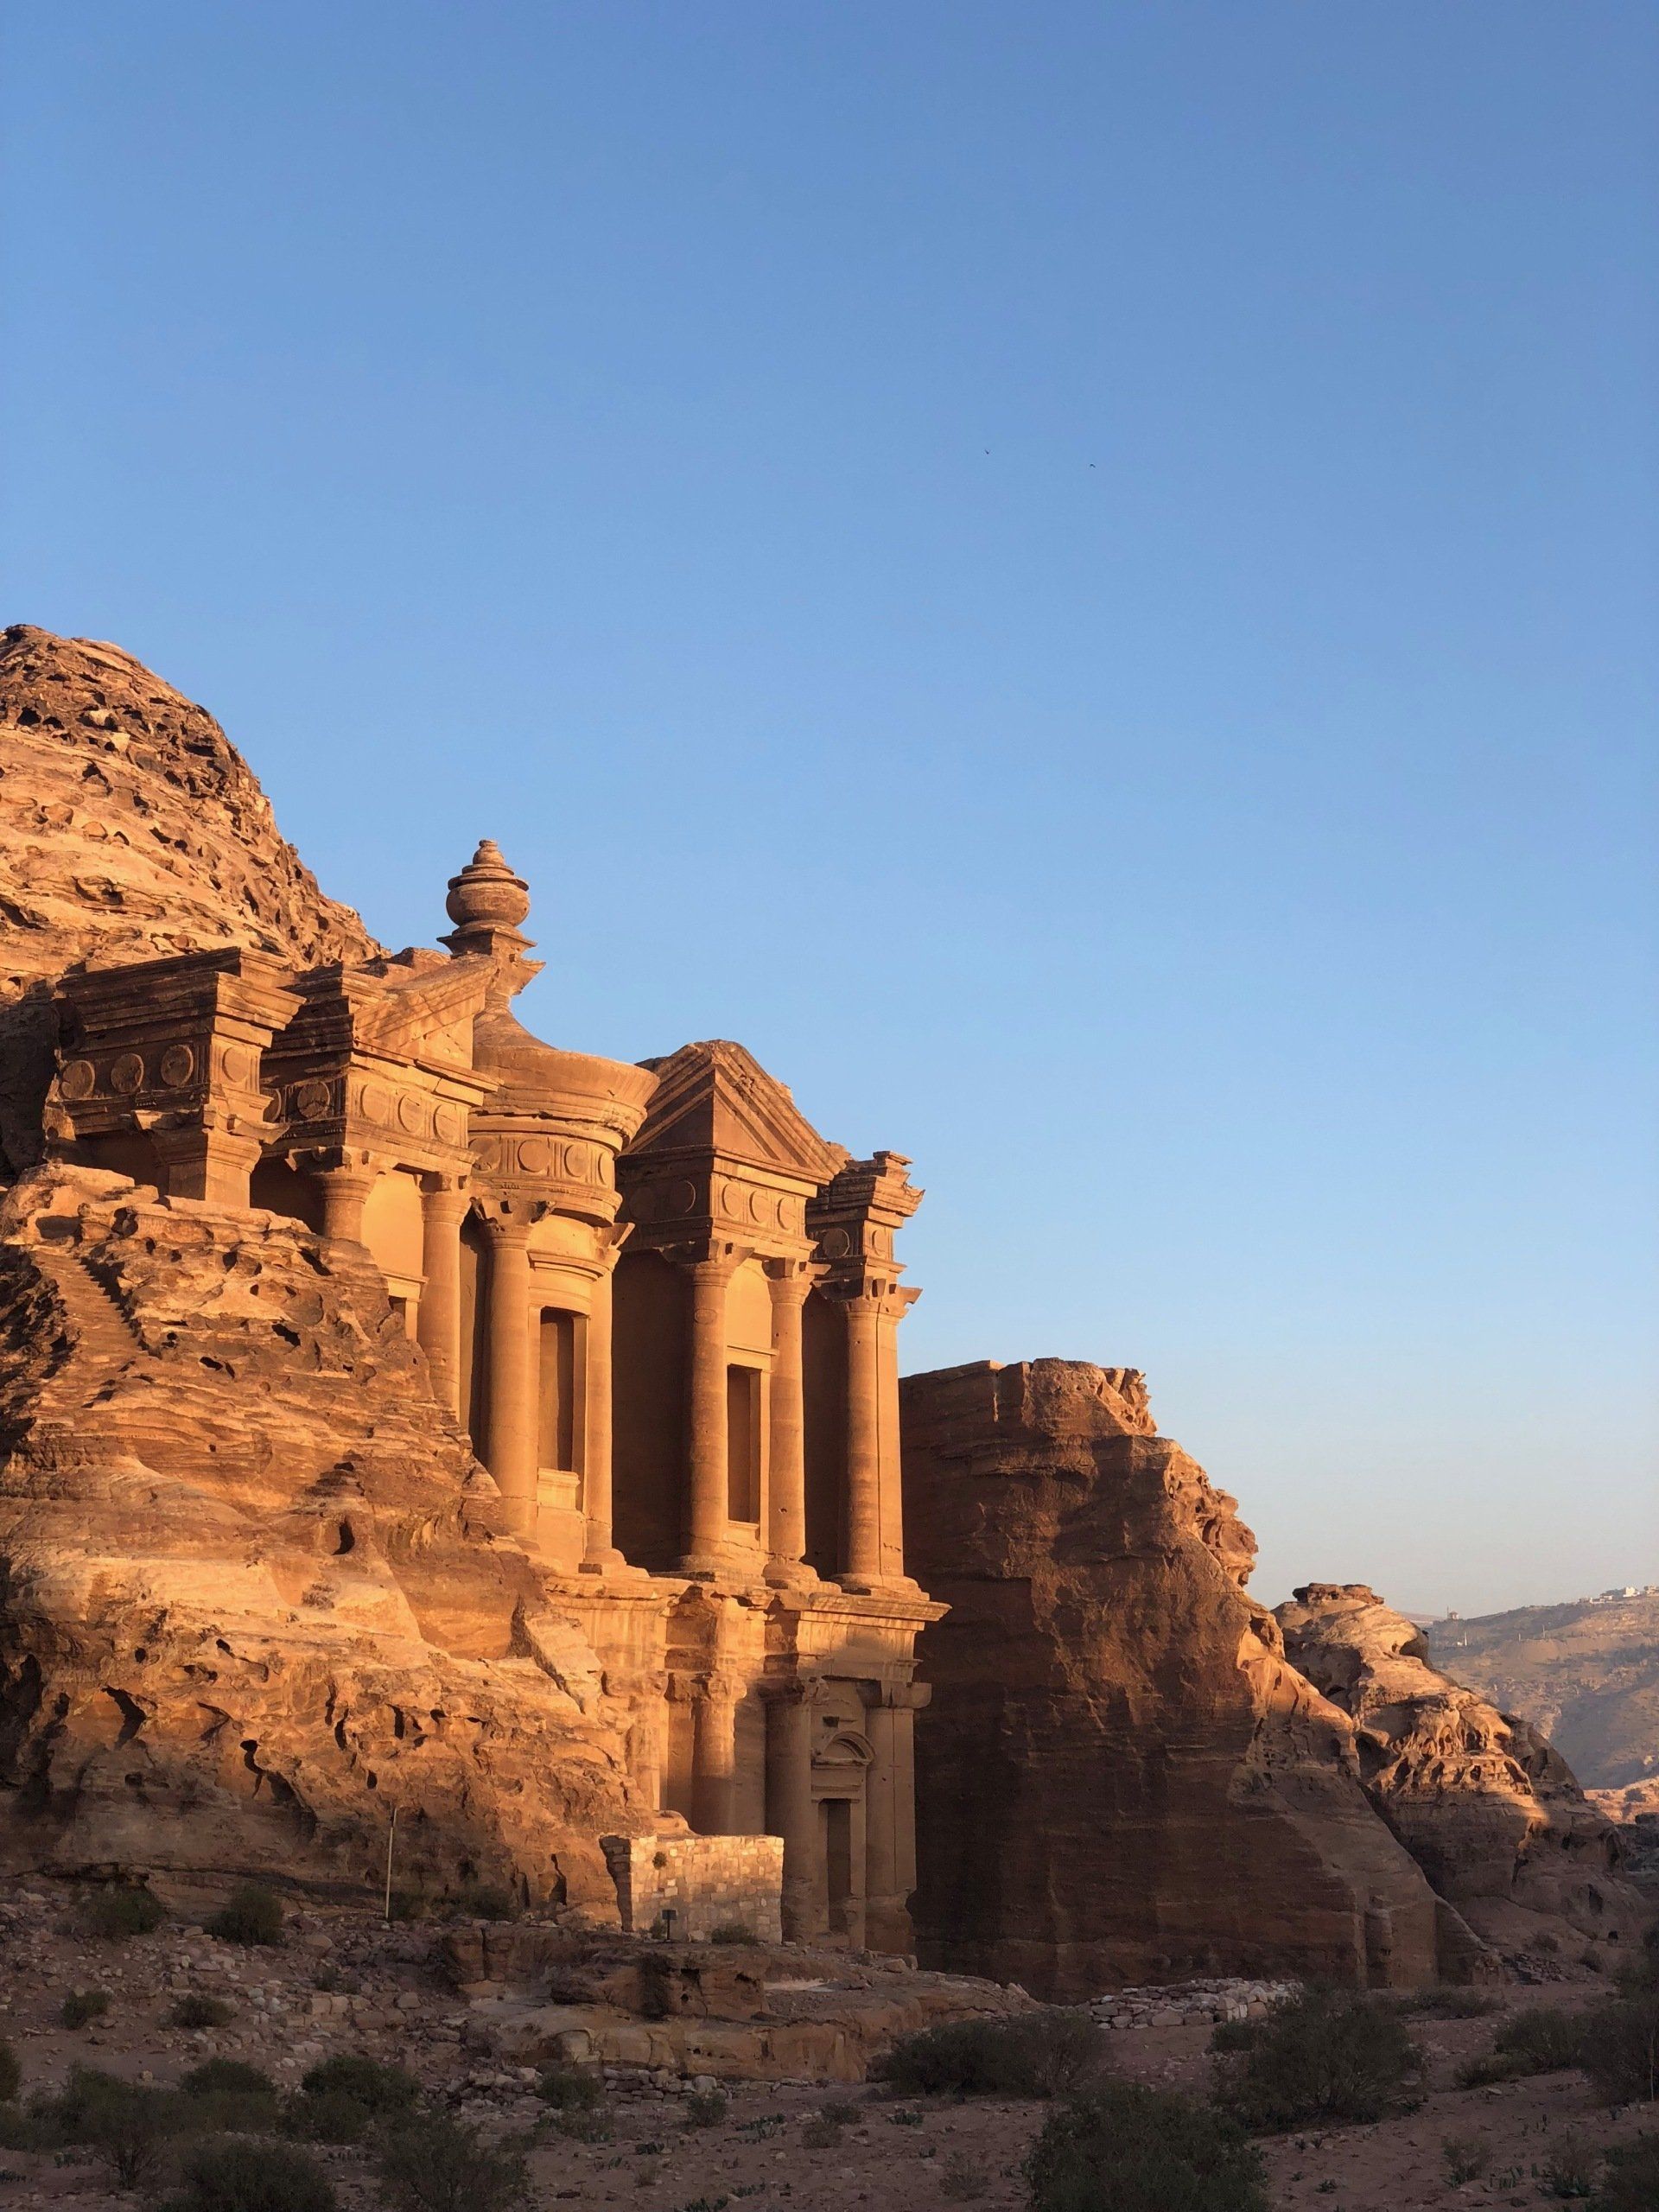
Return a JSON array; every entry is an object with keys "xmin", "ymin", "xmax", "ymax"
[
  {"xmin": 316, "ymin": 1159, "xmax": 377, "ymax": 1245},
  {"xmin": 765, "ymin": 1682, "xmax": 820, "ymax": 1941},
  {"xmin": 680, "ymin": 1246, "xmax": 743, "ymax": 1576},
  {"xmin": 153, "ymin": 1128, "xmax": 264, "ymax": 1210},
  {"xmin": 417, "ymin": 1176, "xmax": 467, "ymax": 1416},
  {"xmin": 692, "ymin": 1673, "xmax": 742, "ymax": 1836},
  {"xmin": 765, "ymin": 1261, "xmax": 815, "ymax": 1586},
  {"xmin": 842, "ymin": 1291, "xmax": 883, "ymax": 1588},
  {"xmin": 877, "ymin": 1288, "xmax": 918, "ymax": 1584},
  {"xmin": 483, "ymin": 1211, "xmax": 537, "ymax": 1541},
  {"xmin": 582, "ymin": 1234, "xmax": 626, "ymax": 1572}
]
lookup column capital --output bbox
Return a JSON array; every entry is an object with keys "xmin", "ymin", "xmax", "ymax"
[
  {"xmin": 475, "ymin": 1198, "xmax": 537, "ymax": 1246},
  {"xmin": 419, "ymin": 1170, "xmax": 470, "ymax": 1207},
  {"xmin": 764, "ymin": 1255, "xmax": 822, "ymax": 1303},
  {"xmin": 668, "ymin": 1237, "xmax": 749, "ymax": 1282}
]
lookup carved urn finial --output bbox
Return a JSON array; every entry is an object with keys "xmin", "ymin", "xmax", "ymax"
[{"xmin": 442, "ymin": 840, "xmax": 542, "ymax": 1000}]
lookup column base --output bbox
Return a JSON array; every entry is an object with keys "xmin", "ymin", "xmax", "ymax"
[
  {"xmin": 763, "ymin": 1557, "xmax": 823, "ymax": 1592},
  {"xmin": 835, "ymin": 1573, "xmax": 926, "ymax": 1602}
]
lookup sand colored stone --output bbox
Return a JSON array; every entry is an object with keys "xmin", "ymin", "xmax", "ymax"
[
  {"xmin": 899, "ymin": 1359, "xmax": 1481, "ymax": 1998},
  {"xmin": 1277, "ymin": 1582, "xmax": 1649, "ymax": 1963},
  {"xmin": 0, "ymin": 626, "xmax": 937, "ymax": 1945}
]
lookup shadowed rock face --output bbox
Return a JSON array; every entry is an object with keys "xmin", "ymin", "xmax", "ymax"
[
  {"xmin": 0, "ymin": 1163, "xmax": 647, "ymax": 1908},
  {"xmin": 0, "ymin": 624, "xmax": 381, "ymax": 1179},
  {"xmin": 901, "ymin": 1361, "xmax": 1456, "ymax": 2000},
  {"xmin": 1276, "ymin": 1585, "xmax": 1649, "ymax": 1964}
]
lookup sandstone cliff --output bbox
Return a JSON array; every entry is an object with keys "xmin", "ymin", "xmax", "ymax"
[
  {"xmin": 1277, "ymin": 1585, "xmax": 1649, "ymax": 1965},
  {"xmin": 901, "ymin": 1361, "xmax": 1471, "ymax": 1999},
  {"xmin": 0, "ymin": 1162, "xmax": 647, "ymax": 1909},
  {"xmin": 0, "ymin": 625, "xmax": 381, "ymax": 1178}
]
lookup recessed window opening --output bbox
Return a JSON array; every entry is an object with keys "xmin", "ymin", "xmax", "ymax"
[
  {"xmin": 727, "ymin": 1363, "xmax": 761, "ymax": 1522},
  {"xmin": 538, "ymin": 1309, "xmax": 579, "ymax": 1471}
]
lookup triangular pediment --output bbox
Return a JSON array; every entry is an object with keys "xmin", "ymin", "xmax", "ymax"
[{"xmin": 625, "ymin": 1039, "xmax": 839, "ymax": 1185}]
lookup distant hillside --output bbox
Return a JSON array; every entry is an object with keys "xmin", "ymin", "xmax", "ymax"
[{"xmin": 1426, "ymin": 1593, "xmax": 1659, "ymax": 1790}]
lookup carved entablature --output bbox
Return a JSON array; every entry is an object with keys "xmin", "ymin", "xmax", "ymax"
[
  {"xmin": 47, "ymin": 948, "xmax": 301, "ymax": 1154},
  {"xmin": 616, "ymin": 1039, "xmax": 837, "ymax": 1263},
  {"xmin": 807, "ymin": 1150, "xmax": 924, "ymax": 1297},
  {"xmin": 263, "ymin": 957, "xmax": 491, "ymax": 1179}
]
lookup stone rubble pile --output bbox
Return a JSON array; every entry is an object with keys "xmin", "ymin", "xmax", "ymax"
[{"xmin": 1090, "ymin": 1975, "xmax": 1297, "ymax": 2030}]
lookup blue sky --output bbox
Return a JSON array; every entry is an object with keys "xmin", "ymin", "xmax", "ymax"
[{"xmin": 3, "ymin": 3, "xmax": 1655, "ymax": 1612}]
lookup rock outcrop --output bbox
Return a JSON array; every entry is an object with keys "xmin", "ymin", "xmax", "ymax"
[
  {"xmin": 1277, "ymin": 1585, "xmax": 1649, "ymax": 1964},
  {"xmin": 0, "ymin": 624, "xmax": 380, "ymax": 1179},
  {"xmin": 901, "ymin": 1360, "xmax": 1466, "ymax": 1999},
  {"xmin": 0, "ymin": 1161, "xmax": 650, "ymax": 1909}
]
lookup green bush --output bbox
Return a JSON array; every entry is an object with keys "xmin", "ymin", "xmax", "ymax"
[
  {"xmin": 799, "ymin": 2117, "xmax": 841, "ymax": 2149},
  {"xmin": 84, "ymin": 1886, "xmax": 167, "ymax": 1941},
  {"xmin": 1580, "ymin": 1993, "xmax": 1659, "ymax": 2106},
  {"xmin": 1442, "ymin": 2133, "xmax": 1490, "ymax": 2185},
  {"xmin": 281, "ymin": 2087, "xmax": 374, "ymax": 2145},
  {"xmin": 552, "ymin": 2107, "xmax": 613, "ymax": 2142},
  {"xmin": 536, "ymin": 2064, "xmax": 603, "ymax": 2112},
  {"xmin": 60, "ymin": 1988, "xmax": 111, "ymax": 2030},
  {"xmin": 168, "ymin": 1994, "xmax": 233, "ymax": 2030},
  {"xmin": 708, "ymin": 1923, "xmax": 753, "ymax": 1943},
  {"xmin": 207, "ymin": 1885, "xmax": 285, "ymax": 1947},
  {"xmin": 296, "ymin": 2052, "xmax": 420, "ymax": 2114},
  {"xmin": 0, "ymin": 2040, "xmax": 18, "ymax": 2102},
  {"xmin": 873, "ymin": 2009, "xmax": 1103, "ymax": 2098},
  {"xmin": 166, "ymin": 2134, "xmax": 337, "ymax": 2212},
  {"xmin": 36, "ymin": 2069, "xmax": 179, "ymax": 2190},
  {"xmin": 1595, "ymin": 2133, "xmax": 1659, "ymax": 2211},
  {"xmin": 1027, "ymin": 2082, "xmax": 1268, "ymax": 2212},
  {"xmin": 1212, "ymin": 1986, "xmax": 1423, "ymax": 2131},
  {"xmin": 684, "ymin": 2088, "xmax": 728, "ymax": 2126},
  {"xmin": 1209, "ymin": 2018, "xmax": 1257, "ymax": 2055},
  {"xmin": 376, "ymin": 2108, "xmax": 530, "ymax": 2212},
  {"xmin": 1459, "ymin": 2006, "xmax": 1590, "ymax": 2088},
  {"xmin": 181, "ymin": 2059, "xmax": 277, "ymax": 2101}
]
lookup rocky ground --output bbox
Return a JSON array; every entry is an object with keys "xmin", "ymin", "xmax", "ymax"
[{"xmin": 1, "ymin": 1890, "xmax": 1655, "ymax": 2212}]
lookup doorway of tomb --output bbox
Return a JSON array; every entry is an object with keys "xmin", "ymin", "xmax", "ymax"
[{"xmin": 820, "ymin": 1796, "xmax": 856, "ymax": 1942}]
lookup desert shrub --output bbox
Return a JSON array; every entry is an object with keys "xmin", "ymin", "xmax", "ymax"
[
  {"xmin": 1580, "ymin": 1993, "xmax": 1659, "ymax": 2106},
  {"xmin": 168, "ymin": 1994, "xmax": 234, "ymax": 2030},
  {"xmin": 1212, "ymin": 1986, "xmax": 1422, "ymax": 2131},
  {"xmin": 181, "ymin": 2059, "xmax": 277, "ymax": 2100},
  {"xmin": 1395, "ymin": 1986, "xmax": 1501, "ymax": 2019},
  {"xmin": 208, "ymin": 1885, "xmax": 284, "ymax": 1947},
  {"xmin": 874, "ymin": 2009, "xmax": 1103, "ymax": 2099},
  {"xmin": 799, "ymin": 2118, "xmax": 840, "ymax": 2149},
  {"xmin": 820, "ymin": 2099, "xmax": 859, "ymax": 2125},
  {"xmin": 281, "ymin": 2088, "xmax": 374, "ymax": 2146},
  {"xmin": 684, "ymin": 2088, "xmax": 728, "ymax": 2126},
  {"xmin": 166, "ymin": 2133, "xmax": 337, "ymax": 2212},
  {"xmin": 1027, "ymin": 2081, "xmax": 1268, "ymax": 2212},
  {"xmin": 84, "ymin": 1886, "xmax": 167, "ymax": 1941},
  {"xmin": 37, "ymin": 2069, "xmax": 179, "ymax": 2189},
  {"xmin": 709, "ymin": 1923, "xmax": 753, "ymax": 1944},
  {"xmin": 1459, "ymin": 2005, "xmax": 1590, "ymax": 2087},
  {"xmin": 536, "ymin": 2064, "xmax": 603, "ymax": 2111},
  {"xmin": 60, "ymin": 1988, "xmax": 111, "ymax": 2029},
  {"xmin": 1595, "ymin": 2133, "xmax": 1659, "ymax": 2211},
  {"xmin": 1209, "ymin": 2018, "xmax": 1258, "ymax": 2054},
  {"xmin": 0, "ymin": 2041, "xmax": 18, "ymax": 2102},
  {"xmin": 1442, "ymin": 2133, "xmax": 1490, "ymax": 2185},
  {"xmin": 376, "ymin": 2108, "xmax": 530, "ymax": 2212},
  {"xmin": 552, "ymin": 2107, "xmax": 613, "ymax": 2142},
  {"xmin": 941, "ymin": 2152, "xmax": 987, "ymax": 2200},
  {"xmin": 296, "ymin": 2052, "xmax": 420, "ymax": 2115},
  {"xmin": 454, "ymin": 1885, "xmax": 515, "ymax": 1922},
  {"xmin": 1541, "ymin": 2134, "xmax": 1599, "ymax": 2200}
]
